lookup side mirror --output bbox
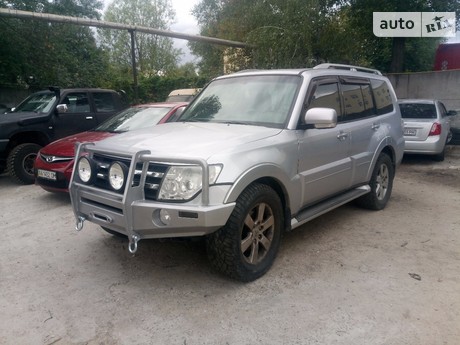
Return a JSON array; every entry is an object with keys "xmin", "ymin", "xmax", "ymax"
[
  {"xmin": 447, "ymin": 110, "xmax": 458, "ymax": 116},
  {"xmin": 304, "ymin": 107, "xmax": 337, "ymax": 129},
  {"xmin": 56, "ymin": 104, "xmax": 68, "ymax": 114}
]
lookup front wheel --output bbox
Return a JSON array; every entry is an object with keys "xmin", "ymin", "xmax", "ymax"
[
  {"xmin": 356, "ymin": 153, "xmax": 394, "ymax": 210},
  {"xmin": 7, "ymin": 143, "xmax": 42, "ymax": 184},
  {"xmin": 206, "ymin": 183, "xmax": 283, "ymax": 282}
]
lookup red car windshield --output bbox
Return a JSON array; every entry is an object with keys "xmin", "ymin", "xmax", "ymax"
[{"xmin": 95, "ymin": 106, "xmax": 173, "ymax": 133}]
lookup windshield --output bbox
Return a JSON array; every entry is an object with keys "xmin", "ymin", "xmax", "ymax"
[
  {"xmin": 13, "ymin": 92, "xmax": 57, "ymax": 113},
  {"xmin": 179, "ymin": 75, "xmax": 300, "ymax": 128},
  {"xmin": 399, "ymin": 103, "xmax": 437, "ymax": 119},
  {"xmin": 95, "ymin": 106, "xmax": 174, "ymax": 133}
]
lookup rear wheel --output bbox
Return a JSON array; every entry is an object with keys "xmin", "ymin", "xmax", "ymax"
[
  {"xmin": 433, "ymin": 143, "xmax": 446, "ymax": 162},
  {"xmin": 7, "ymin": 143, "xmax": 42, "ymax": 184},
  {"xmin": 206, "ymin": 183, "xmax": 283, "ymax": 282},
  {"xmin": 356, "ymin": 153, "xmax": 394, "ymax": 210}
]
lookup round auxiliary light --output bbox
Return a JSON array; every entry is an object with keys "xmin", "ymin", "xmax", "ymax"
[
  {"xmin": 77, "ymin": 157, "xmax": 93, "ymax": 183},
  {"xmin": 108, "ymin": 162, "xmax": 128, "ymax": 191}
]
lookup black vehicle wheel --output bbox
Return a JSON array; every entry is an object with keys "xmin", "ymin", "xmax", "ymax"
[
  {"xmin": 206, "ymin": 183, "xmax": 283, "ymax": 282},
  {"xmin": 433, "ymin": 144, "xmax": 446, "ymax": 162},
  {"xmin": 356, "ymin": 153, "xmax": 394, "ymax": 210},
  {"xmin": 101, "ymin": 226, "xmax": 127, "ymax": 239},
  {"xmin": 7, "ymin": 143, "xmax": 42, "ymax": 185},
  {"xmin": 0, "ymin": 164, "xmax": 5, "ymax": 175}
]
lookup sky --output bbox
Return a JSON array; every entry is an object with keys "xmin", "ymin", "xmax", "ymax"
[
  {"xmin": 169, "ymin": 0, "xmax": 201, "ymax": 64},
  {"xmin": 103, "ymin": 0, "xmax": 201, "ymax": 64}
]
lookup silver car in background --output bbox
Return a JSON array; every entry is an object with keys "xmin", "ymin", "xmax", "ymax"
[{"xmin": 399, "ymin": 99, "xmax": 454, "ymax": 161}]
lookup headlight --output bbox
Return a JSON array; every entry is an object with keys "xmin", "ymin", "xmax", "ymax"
[
  {"xmin": 158, "ymin": 164, "xmax": 222, "ymax": 201},
  {"xmin": 77, "ymin": 157, "xmax": 93, "ymax": 183},
  {"xmin": 108, "ymin": 162, "xmax": 128, "ymax": 191}
]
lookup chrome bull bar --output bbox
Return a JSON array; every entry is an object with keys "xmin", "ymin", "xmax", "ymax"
[{"xmin": 69, "ymin": 142, "xmax": 211, "ymax": 254}]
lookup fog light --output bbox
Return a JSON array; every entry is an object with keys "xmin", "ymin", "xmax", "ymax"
[
  {"xmin": 159, "ymin": 209, "xmax": 171, "ymax": 225},
  {"xmin": 77, "ymin": 157, "xmax": 93, "ymax": 183},
  {"xmin": 108, "ymin": 162, "xmax": 128, "ymax": 191}
]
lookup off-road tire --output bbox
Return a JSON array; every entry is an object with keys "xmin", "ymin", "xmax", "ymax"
[
  {"xmin": 355, "ymin": 153, "xmax": 394, "ymax": 210},
  {"xmin": 206, "ymin": 183, "xmax": 283, "ymax": 282},
  {"xmin": 7, "ymin": 143, "xmax": 42, "ymax": 185}
]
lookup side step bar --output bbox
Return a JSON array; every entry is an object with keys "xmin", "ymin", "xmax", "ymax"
[{"xmin": 291, "ymin": 185, "xmax": 370, "ymax": 230}]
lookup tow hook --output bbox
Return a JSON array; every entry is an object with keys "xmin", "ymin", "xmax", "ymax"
[
  {"xmin": 76, "ymin": 216, "xmax": 85, "ymax": 231},
  {"xmin": 128, "ymin": 233, "xmax": 140, "ymax": 254}
]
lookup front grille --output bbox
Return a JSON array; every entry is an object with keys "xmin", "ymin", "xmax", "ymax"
[{"xmin": 89, "ymin": 153, "xmax": 169, "ymax": 200}]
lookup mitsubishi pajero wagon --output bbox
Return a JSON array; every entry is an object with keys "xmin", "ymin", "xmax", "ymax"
[{"xmin": 70, "ymin": 64, "xmax": 404, "ymax": 282}]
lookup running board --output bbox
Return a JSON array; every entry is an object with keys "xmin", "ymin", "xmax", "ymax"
[{"xmin": 291, "ymin": 185, "xmax": 370, "ymax": 230}]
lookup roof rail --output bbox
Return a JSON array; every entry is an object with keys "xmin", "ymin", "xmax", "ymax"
[{"xmin": 313, "ymin": 63, "xmax": 382, "ymax": 75}]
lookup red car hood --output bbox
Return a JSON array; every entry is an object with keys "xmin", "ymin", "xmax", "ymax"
[{"xmin": 40, "ymin": 131, "xmax": 117, "ymax": 157}]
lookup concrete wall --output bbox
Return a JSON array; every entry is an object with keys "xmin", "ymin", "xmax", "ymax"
[{"xmin": 387, "ymin": 69, "xmax": 460, "ymax": 110}]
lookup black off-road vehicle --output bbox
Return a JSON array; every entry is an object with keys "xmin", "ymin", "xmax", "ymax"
[{"xmin": 0, "ymin": 87, "xmax": 127, "ymax": 184}]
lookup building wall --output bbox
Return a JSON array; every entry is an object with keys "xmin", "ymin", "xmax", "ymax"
[{"xmin": 387, "ymin": 69, "xmax": 460, "ymax": 110}]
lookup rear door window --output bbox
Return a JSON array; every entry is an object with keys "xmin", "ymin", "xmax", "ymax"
[
  {"xmin": 371, "ymin": 79, "xmax": 394, "ymax": 115},
  {"xmin": 93, "ymin": 92, "xmax": 117, "ymax": 113}
]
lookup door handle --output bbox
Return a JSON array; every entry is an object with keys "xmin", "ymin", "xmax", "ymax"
[
  {"xmin": 337, "ymin": 132, "xmax": 348, "ymax": 141},
  {"xmin": 85, "ymin": 116, "xmax": 94, "ymax": 120},
  {"xmin": 371, "ymin": 123, "xmax": 380, "ymax": 130}
]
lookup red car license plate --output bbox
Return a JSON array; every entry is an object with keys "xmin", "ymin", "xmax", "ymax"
[{"xmin": 37, "ymin": 169, "xmax": 57, "ymax": 181}]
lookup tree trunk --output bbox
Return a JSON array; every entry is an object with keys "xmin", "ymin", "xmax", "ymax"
[{"xmin": 389, "ymin": 37, "xmax": 405, "ymax": 73}]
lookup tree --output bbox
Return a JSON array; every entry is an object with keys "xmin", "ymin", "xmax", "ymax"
[
  {"xmin": 191, "ymin": 0, "xmax": 459, "ymax": 74},
  {"xmin": 100, "ymin": 0, "xmax": 182, "ymax": 78},
  {"xmin": 344, "ymin": 0, "xmax": 457, "ymax": 72},
  {"xmin": 190, "ymin": 0, "xmax": 361, "ymax": 75},
  {"xmin": 0, "ymin": 0, "xmax": 109, "ymax": 89}
]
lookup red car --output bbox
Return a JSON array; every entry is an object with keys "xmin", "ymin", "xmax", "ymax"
[{"xmin": 34, "ymin": 102, "xmax": 188, "ymax": 193}]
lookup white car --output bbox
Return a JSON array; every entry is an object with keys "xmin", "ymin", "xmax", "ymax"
[{"xmin": 399, "ymin": 99, "xmax": 454, "ymax": 161}]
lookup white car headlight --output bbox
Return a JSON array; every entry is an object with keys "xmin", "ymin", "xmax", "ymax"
[
  {"xmin": 77, "ymin": 157, "xmax": 93, "ymax": 183},
  {"xmin": 158, "ymin": 164, "xmax": 222, "ymax": 201},
  {"xmin": 108, "ymin": 162, "xmax": 128, "ymax": 191}
]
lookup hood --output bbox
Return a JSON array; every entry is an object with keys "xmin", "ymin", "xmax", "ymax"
[
  {"xmin": 95, "ymin": 122, "xmax": 283, "ymax": 160},
  {"xmin": 40, "ymin": 131, "xmax": 117, "ymax": 157},
  {"xmin": 0, "ymin": 111, "xmax": 50, "ymax": 125}
]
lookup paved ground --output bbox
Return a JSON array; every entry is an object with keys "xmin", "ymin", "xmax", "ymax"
[{"xmin": 0, "ymin": 146, "xmax": 459, "ymax": 345}]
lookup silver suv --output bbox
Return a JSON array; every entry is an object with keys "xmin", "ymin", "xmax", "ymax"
[{"xmin": 70, "ymin": 64, "xmax": 404, "ymax": 281}]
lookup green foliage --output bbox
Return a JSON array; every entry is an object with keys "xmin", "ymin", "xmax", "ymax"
[
  {"xmin": 345, "ymin": 0, "xmax": 448, "ymax": 72},
  {"xmin": 99, "ymin": 0, "xmax": 181, "ymax": 78},
  {"xmin": 0, "ymin": 0, "xmax": 109, "ymax": 89},
  {"xmin": 111, "ymin": 74, "xmax": 210, "ymax": 104},
  {"xmin": 191, "ymin": 0, "xmax": 457, "ymax": 73}
]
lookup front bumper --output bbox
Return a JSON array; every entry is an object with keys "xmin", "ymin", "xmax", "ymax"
[
  {"xmin": 73, "ymin": 182, "xmax": 235, "ymax": 238},
  {"xmin": 70, "ymin": 143, "xmax": 235, "ymax": 252}
]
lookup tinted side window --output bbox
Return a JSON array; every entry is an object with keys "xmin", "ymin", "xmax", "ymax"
[
  {"xmin": 371, "ymin": 79, "xmax": 394, "ymax": 115},
  {"xmin": 93, "ymin": 92, "xmax": 116, "ymax": 113},
  {"xmin": 62, "ymin": 92, "xmax": 90, "ymax": 113},
  {"xmin": 307, "ymin": 83, "xmax": 342, "ymax": 120}
]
